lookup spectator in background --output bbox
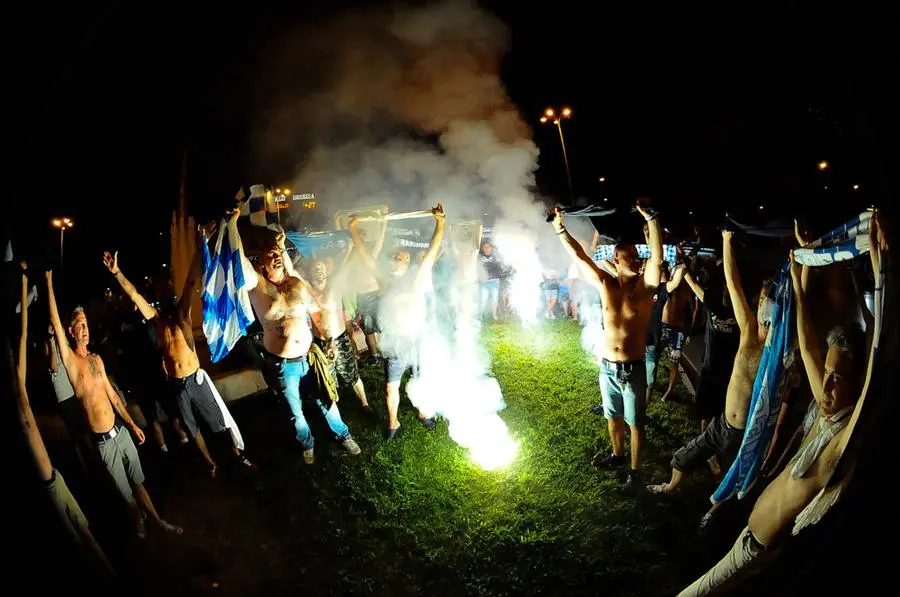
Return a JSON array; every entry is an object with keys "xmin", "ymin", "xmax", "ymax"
[{"xmin": 478, "ymin": 242, "xmax": 503, "ymax": 322}]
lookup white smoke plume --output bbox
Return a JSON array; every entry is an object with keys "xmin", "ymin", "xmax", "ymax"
[{"xmin": 248, "ymin": 0, "xmax": 579, "ymax": 467}]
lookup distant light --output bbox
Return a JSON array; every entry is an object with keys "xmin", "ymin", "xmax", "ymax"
[
  {"xmin": 52, "ymin": 219, "xmax": 62, "ymax": 227},
  {"xmin": 759, "ymin": 205, "xmax": 764, "ymax": 210},
  {"xmin": 545, "ymin": 108, "xmax": 554, "ymax": 117},
  {"xmin": 603, "ymin": 197, "xmax": 608, "ymax": 202},
  {"xmin": 824, "ymin": 186, "xmax": 828, "ymax": 190},
  {"xmin": 818, "ymin": 160, "xmax": 828, "ymax": 171},
  {"xmin": 599, "ymin": 177, "xmax": 606, "ymax": 183},
  {"xmin": 689, "ymin": 211, "xmax": 694, "ymax": 216},
  {"xmin": 162, "ymin": 263, "xmax": 167, "ymax": 267},
  {"xmin": 63, "ymin": 218, "xmax": 71, "ymax": 225},
  {"xmin": 852, "ymin": 184, "xmax": 860, "ymax": 190},
  {"xmin": 275, "ymin": 188, "xmax": 281, "ymax": 193},
  {"xmin": 539, "ymin": 116, "xmax": 548, "ymax": 123},
  {"xmin": 561, "ymin": 107, "xmax": 572, "ymax": 117},
  {"xmin": 283, "ymin": 189, "xmax": 291, "ymax": 195}
]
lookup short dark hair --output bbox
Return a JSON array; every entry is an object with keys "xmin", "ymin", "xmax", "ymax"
[
  {"xmin": 613, "ymin": 242, "xmax": 637, "ymax": 257},
  {"xmin": 826, "ymin": 324, "xmax": 867, "ymax": 385}
]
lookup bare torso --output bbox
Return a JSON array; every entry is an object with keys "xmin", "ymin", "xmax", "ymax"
[
  {"xmin": 597, "ymin": 275, "xmax": 654, "ymax": 362},
  {"xmin": 724, "ymin": 337, "xmax": 764, "ymax": 429},
  {"xmin": 68, "ymin": 352, "xmax": 116, "ymax": 433},
  {"xmin": 662, "ymin": 283, "xmax": 692, "ymax": 328},
  {"xmin": 249, "ymin": 276, "xmax": 313, "ymax": 358},
  {"xmin": 157, "ymin": 319, "xmax": 200, "ymax": 379},
  {"xmin": 748, "ymin": 423, "xmax": 847, "ymax": 546},
  {"xmin": 309, "ymin": 281, "xmax": 343, "ymax": 339}
]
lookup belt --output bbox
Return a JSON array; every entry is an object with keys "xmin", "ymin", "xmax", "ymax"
[
  {"xmin": 602, "ymin": 357, "xmax": 643, "ymax": 367},
  {"xmin": 264, "ymin": 351, "xmax": 307, "ymax": 364},
  {"xmin": 94, "ymin": 424, "xmax": 122, "ymax": 442}
]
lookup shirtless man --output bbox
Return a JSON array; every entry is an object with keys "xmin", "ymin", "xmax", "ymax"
[
  {"xmin": 349, "ymin": 204, "xmax": 446, "ymax": 439},
  {"xmin": 18, "ymin": 264, "xmax": 113, "ymax": 576},
  {"xmin": 45, "ymin": 270, "xmax": 181, "ymax": 537},
  {"xmin": 238, "ymin": 224, "xmax": 360, "ymax": 464},
  {"xmin": 552, "ymin": 201, "xmax": 663, "ymax": 484},
  {"xmin": 677, "ymin": 215, "xmax": 886, "ymax": 596},
  {"xmin": 353, "ymin": 217, "xmax": 389, "ymax": 364},
  {"xmin": 659, "ymin": 257, "xmax": 693, "ymax": 402},
  {"xmin": 306, "ymin": 256, "xmax": 374, "ymax": 415},
  {"xmin": 649, "ymin": 230, "xmax": 772, "ymax": 502},
  {"xmin": 104, "ymin": 235, "xmax": 254, "ymax": 477}
]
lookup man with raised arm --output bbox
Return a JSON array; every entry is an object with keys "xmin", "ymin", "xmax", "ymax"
[
  {"xmin": 349, "ymin": 204, "xmax": 446, "ymax": 439},
  {"xmin": 658, "ymin": 255, "xmax": 693, "ymax": 402},
  {"xmin": 237, "ymin": 222, "xmax": 360, "ymax": 465},
  {"xmin": 353, "ymin": 215, "xmax": 389, "ymax": 364},
  {"xmin": 17, "ymin": 264, "xmax": 113, "ymax": 577},
  {"xmin": 306, "ymin": 254, "xmax": 374, "ymax": 416},
  {"xmin": 648, "ymin": 230, "xmax": 774, "ymax": 529},
  {"xmin": 678, "ymin": 214, "xmax": 887, "ymax": 596},
  {"xmin": 45, "ymin": 270, "xmax": 181, "ymax": 538},
  {"xmin": 552, "ymin": 201, "xmax": 662, "ymax": 484},
  {"xmin": 104, "ymin": 225, "xmax": 254, "ymax": 477}
]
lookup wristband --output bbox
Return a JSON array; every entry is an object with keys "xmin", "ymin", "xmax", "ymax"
[{"xmin": 556, "ymin": 227, "xmax": 567, "ymax": 235}]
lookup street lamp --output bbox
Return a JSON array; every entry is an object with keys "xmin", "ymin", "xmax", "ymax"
[
  {"xmin": 818, "ymin": 160, "xmax": 829, "ymax": 171},
  {"xmin": 540, "ymin": 106, "xmax": 574, "ymax": 202},
  {"xmin": 51, "ymin": 217, "xmax": 74, "ymax": 273}
]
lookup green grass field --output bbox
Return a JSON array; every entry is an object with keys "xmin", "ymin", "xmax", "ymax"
[{"xmin": 127, "ymin": 320, "xmax": 742, "ymax": 596}]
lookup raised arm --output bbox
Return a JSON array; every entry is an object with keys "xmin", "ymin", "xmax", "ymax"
[
  {"xmin": 103, "ymin": 251, "xmax": 158, "ymax": 321},
  {"xmin": 177, "ymin": 224, "xmax": 214, "ymax": 321},
  {"xmin": 417, "ymin": 204, "xmax": 446, "ymax": 275},
  {"xmin": 348, "ymin": 215, "xmax": 381, "ymax": 274},
  {"xmin": 683, "ymin": 270, "xmax": 706, "ymax": 302},
  {"xmin": 666, "ymin": 263, "xmax": 686, "ymax": 293},
  {"xmin": 18, "ymin": 264, "xmax": 53, "ymax": 481},
  {"xmin": 638, "ymin": 201, "xmax": 663, "ymax": 288},
  {"xmin": 790, "ymin": 251, "xmax": 826, "ymax": 407},
  {"xmin": 722, "ymin": 230, "xmax": 755, "ymax": 332},
  {"xmin": 837, "ymin": 211, "xmax": 890, "ymax": 455},
  {"xmin": 590, "ymin": 229, "xmax": 602, "ymax": 254},
  {"xmin": 372, "ymin": 215, "xmax": 389, "ymax": 259},
  {"xmin": 552, "ymin": 208, "xmax": 611, "ymax": 290},
  {"xmin": 45, "ymin": 270, "xmax": 74, "ymax": 374}
]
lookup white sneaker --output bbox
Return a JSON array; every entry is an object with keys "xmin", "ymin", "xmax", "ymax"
[
  {"xmin": 160, "ymin": 520, "xmax": 184, "ymax": 535},
  {"xmin": 342, "ymin": 438, "xmax": 361, "ymax": 456},
  {"xmin": 303, "ymin": 448, "xmax": 315, "ymax": 465}
]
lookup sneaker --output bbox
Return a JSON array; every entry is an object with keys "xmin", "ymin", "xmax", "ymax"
[
  {"xmin": 589, "ymin": 404, "xmax": 605, "ymax": 415},
  {"xmin": 303, "ymin": 449, "xmax": 315, "ymax": 465},
  {"xmin": 625, "ymin": 469, "xmax": 642, "ymax": 488},
  {"xmin": 383, "ymin": 427, "xmax": 400, "ymax": 440},
  {"xmin": 342, "ymin": 437, "xmax": 361, "ymax": 455},
  {"xmin": 592, "ymin": 452, "xmax": 626, "ymax": 469},
  {"xmin": 160, "ymin": 444, "xmax": 169, "ymax": 453},
  {"xmin": 160, "ymin": 520, "xmax": 184, "ymax": 535},
  {"xmin": 647, "ymin": 483, "xmax": 673, "ymax": 495},
  {"xmin": 419, "ymin": 417, "xmax": 436, "ymax": 431},
  {"xmin": 361, "ymin": 404, "xmax": 376, "ymax": 418},
  {"xmin": 699, "ymin": 512, "xmax": 714, "ymax": 533}
]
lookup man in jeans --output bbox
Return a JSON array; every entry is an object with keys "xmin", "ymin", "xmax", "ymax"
[
  {"xmin": 236, "ymin": 220, "xmax": 360, "ymax": 464},
  {"xmin": 553, "ymin": 201, "xmax": 664, "ymax": 485}
]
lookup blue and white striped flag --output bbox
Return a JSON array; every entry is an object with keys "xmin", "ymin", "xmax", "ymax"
[
  {"xmin": 592, "ymin": 244, "xmax": 679, "ymax": 265},
  {"xmin": 793, "ymin": 211, "xmax": 871, "ymax": 266},
  {"xmin": 201, "ymin": 215, "xmax": 256, "ymax": 362},
  {"xmin": 239, "ymin": 184, "xmax": 281, "ymax": 231}
]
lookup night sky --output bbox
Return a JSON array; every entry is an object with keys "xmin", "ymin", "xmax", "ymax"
[{"xmin": 9, "ymin": 0, "xmax": 899, "ymax": 300}]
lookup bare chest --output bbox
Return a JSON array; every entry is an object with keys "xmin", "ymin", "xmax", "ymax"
[{"xmin": 252, "ymin": 279, "xmax": 307, "ymax": 322}]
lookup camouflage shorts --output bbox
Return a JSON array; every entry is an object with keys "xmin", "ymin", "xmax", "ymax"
[{"xmin": 314, "ymin": 332, "xmax": 360, "ymax": 388}]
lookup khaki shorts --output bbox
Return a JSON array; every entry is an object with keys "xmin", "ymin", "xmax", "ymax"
[{"xmin": 46, "ymin": 469, "xmax": 89, "ymax": 543}]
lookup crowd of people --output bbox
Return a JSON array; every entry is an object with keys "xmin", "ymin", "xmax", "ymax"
[{"xmin": 10, "ymin": 196, "xmax": 889, "ymax": 595}]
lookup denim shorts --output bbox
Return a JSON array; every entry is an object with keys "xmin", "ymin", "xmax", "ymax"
[{"xmin": 598, "ymin": 358, "xmax": 648, "ymax": 426}]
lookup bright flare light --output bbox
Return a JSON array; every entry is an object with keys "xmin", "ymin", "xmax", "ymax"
[
  {"xmin": 540, "ymin": 116, "xmax": 548, "ymax": 123},
  {"xmin": 545, "ymin": 108, "xmax": 554, "ymax": 117},
  {"xmin": 818, "ymin": 160, "xmax": 828, "ymax": 170},
  {"xmin": 561, "ymin": 107, "xmax": 572, "ymax": 117}
]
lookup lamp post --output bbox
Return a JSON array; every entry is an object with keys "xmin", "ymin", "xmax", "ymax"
[
  {"xmin": 51, "ymin": 217, "xmax": 74, "ymax": 273},
  {"xmin": 540, "ymin": 107, "xmax": 574, "ymax": 202}
]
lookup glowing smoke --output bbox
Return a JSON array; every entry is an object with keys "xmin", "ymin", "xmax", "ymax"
[{"xmin": 248, "ymin": 0, "xmax": 566, "ymax": 468}]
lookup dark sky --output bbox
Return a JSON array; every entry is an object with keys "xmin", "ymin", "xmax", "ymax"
[{"xmin": 9, "ymin": 0, "xmax": 899, "ymax": 300}]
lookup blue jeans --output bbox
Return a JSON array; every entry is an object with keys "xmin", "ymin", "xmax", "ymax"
[
  {"xmin": 479, "ymin": 279, "xmax": 500, "ymax": 315},
  {"xmin": 645, "ymin": 344, "xmax": 660, "ymax": 388},
  {"xmin": 598, "ymin": 358, "xmax": 648, "ymax": 426},
  {"xmin": 271, "ymin": 357, "xmax": 350, "ymax": 449}
]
